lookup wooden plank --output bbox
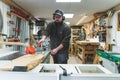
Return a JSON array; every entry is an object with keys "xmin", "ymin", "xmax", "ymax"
[
  {"xmin": 0, "ymin": 36, "xmax": 3, "ymax": 48},
  {"xmin": 0, "ymin": 54, "xmax": 45, "ymax": 71}
]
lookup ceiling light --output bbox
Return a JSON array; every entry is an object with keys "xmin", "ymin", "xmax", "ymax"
[
  {"xmin": 64, "ymin": 14, "xmax": 74, "ymax": 18},
  {"xmin": 76, "ymin": 16, "xmax": 88, "ymax": 25},
  {"xmin": 56, "ymin": 0, "xmax": 81, "ymax": 2}
]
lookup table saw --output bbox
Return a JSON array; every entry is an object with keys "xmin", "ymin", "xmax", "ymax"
[
  {"xmin": 97, "ymin": 49, "xmax": 120, "ymax": 73},
  {"xmin": 0, "ymin": 63, "xmax": 120, "ymax": 80}
]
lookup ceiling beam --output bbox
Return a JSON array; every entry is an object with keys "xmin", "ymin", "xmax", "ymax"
[{"xmin": 111, "ymin": 3, "xmax": 120, "ymax": 11}]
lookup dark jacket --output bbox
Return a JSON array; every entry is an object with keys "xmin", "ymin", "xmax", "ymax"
[{"xmin": 43, "ymin": 21, "xmax": 71, "ymax": 53}]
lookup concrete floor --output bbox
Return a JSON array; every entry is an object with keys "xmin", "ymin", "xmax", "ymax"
[
  {"xmin": 50, "ymin": 55, "xmax": 82, "ymax": 64},
  {"xmin": 68, "ymin": 55, "xmax": 82, "ymax": 64}
]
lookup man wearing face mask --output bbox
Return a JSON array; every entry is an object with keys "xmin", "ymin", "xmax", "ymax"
[{"xmin": 38, "ymin": 10, "xmax": 71, "ymax": 64}]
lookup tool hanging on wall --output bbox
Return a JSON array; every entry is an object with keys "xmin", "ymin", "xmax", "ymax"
[{"xmin": 106, "ymin": 9, "xmax": 114, "ymax": 45}]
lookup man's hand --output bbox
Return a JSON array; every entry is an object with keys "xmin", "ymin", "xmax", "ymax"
[
  {"xmin": 51, "ymin": 44, "xmax": 64, "ymax": 55},
  {"xmin": 38, "ymin": 38, "xmax": 45, "ymax": 47},
  {"xmin": 51, "ymin": 48, "xmax": 58, "ymax": 55},
  {"xmin": 38, "ymin": 35, "xmax": 46, "ymax": 47}
]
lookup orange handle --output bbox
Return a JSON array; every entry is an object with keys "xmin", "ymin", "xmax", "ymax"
[{"xmin": 37, "ymin": 43, "xmax": 41, "ymax": 47}]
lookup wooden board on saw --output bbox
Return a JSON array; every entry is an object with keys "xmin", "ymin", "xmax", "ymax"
[{"xmin": 0, "ymin": 54, "xmax": 45, "ymax": 71}]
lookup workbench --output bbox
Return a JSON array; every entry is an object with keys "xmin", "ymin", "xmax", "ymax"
[
  {"xmin": 0, "ymin": 41, "xmax": 28, "ymax": 52},
  {"xmin": 0, "ymin": 42, "xmax": 27, "ymax": 46},
  {"xmin": 75, "ymin": 41, "xmax": 100, "ymax": 64}
]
